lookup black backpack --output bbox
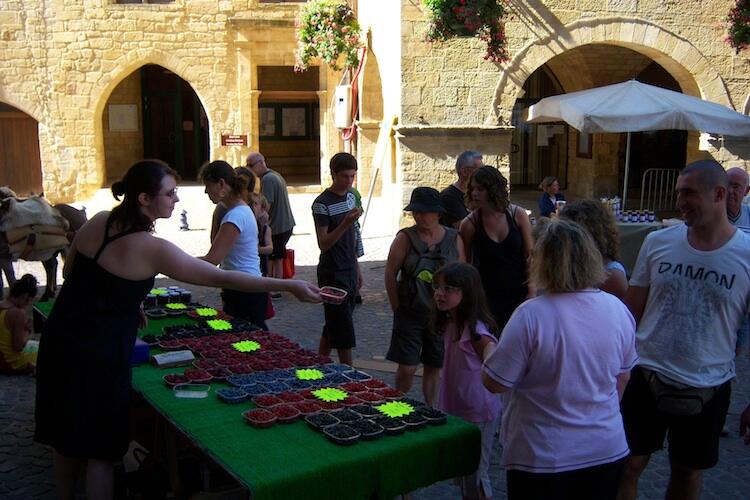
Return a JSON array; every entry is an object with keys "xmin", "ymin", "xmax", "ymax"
[{"xmin": 397, "ymin": 226, "xmax": 458, "ymax": 314}]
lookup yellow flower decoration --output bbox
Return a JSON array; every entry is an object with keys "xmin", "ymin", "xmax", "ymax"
[
  {"xmin": 165, "ymin": 303, "xmax": 187, "ymax": 310},
  {"xmin": 232, "ymin": 340, "xmax": 261, "ymax": 352},
  {"xmin": 195, "ymin": 307, "xmax": 218, "ymax": 317},
  {"xmin": 150, "ymin": 288, "xmax": 168, "ymax": 295},
  {"xmin": 376, "ymin": 401, "xmax": 414, "ymax": 418},
  {"xmin": 296, "ymin": 368, "xmax": 324, "ymax": 381},
  {"xmin": 312, "ymin": 387, "xmax": 348, "ymax": 402},
  {"xmin": 207, "ymin": 319, "xmax": 232, "ymax": 331}
]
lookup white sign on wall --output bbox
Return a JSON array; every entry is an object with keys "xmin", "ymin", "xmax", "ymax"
[{"xmin": 108, "ymin": 104, "xmax": 139, "ymax": 132}]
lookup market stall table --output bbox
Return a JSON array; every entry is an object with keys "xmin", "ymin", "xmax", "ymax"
[{"xmin": 33, "ymin": 301, "xmax": 481, "ymax": 499}]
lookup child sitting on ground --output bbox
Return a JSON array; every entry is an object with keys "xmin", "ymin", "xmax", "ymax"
[
  {"xmin": 432, "ymin": 262, "xmax": 502, "ymax": 500},
  {"xmin": 0, "ymin": 274, "xmax": 39, "ymax": 374}
]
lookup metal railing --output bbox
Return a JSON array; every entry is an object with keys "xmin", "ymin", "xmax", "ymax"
[{"xmin": 640, "ymin": 168, "xmax": 679, "ymax": 212}]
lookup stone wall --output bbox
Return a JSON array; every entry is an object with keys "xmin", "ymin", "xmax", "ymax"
[
  {"xmin": 396, "ymin": 0, "xmax": 750, "ymax": 204},
  {"xmin": 0, "ymin": 1, "xmax": 345, "ymax": 202}
]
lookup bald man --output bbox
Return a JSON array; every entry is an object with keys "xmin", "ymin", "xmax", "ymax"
[
  {"xmin": 727, "ymin": 167, "xmax": 750, "ymax": 234},
  {"xmin": 246, "ymin": 153, "xmax": 296, "ymax": 286}
]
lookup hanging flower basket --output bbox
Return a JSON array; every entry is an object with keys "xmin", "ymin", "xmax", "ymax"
[
  {"xmin": 423, "ymin": 0, "xmax": 509, "ymax": 63},
  {"xmin": 294, "ymin": 0, "xmax": 363, "ymax": 73},
  {"xmin": 726, "ymin": 0, "xmax": 750, "ymax": 52}
]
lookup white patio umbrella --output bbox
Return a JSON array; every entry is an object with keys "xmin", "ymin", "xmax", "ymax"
[{"xmin": 526, "ymin": 80, "xmax": 750, "ymax": 209}]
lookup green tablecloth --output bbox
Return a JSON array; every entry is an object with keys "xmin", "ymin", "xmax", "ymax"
[
  {"xmin": 134, "ymin": 364, "xmax": 480, "ymax": 500},
  {"xmin": 35, "ymin": 301, "xmax": 481, "ymax": 499}
]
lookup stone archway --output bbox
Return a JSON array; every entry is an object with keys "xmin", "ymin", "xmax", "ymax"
[
  {"xmin": 492, "ymin": 17, "xmax": 733, "ymax": 125},
  {"xmin": 91, "ymin": 49, "xmax": 217, "ymax": 183}
]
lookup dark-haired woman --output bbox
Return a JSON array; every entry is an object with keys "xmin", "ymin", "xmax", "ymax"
[
  {"xmin": 0, "ymin": 274, "xmax": 38, "ymax": 374},
  {"xmin": 200, "ymin": 161, "xmax": 267, "ymax": 330},
  {"xmin": 34, "ymin": 159, "xmax": 319, "ymax": 499},
  {"xmin": 459, "ymin": 166, "xmax": 535, "ymax": 330},
  {"xmin": 538, "ymin": 176, "xmax": 564, "ymax": 218}
]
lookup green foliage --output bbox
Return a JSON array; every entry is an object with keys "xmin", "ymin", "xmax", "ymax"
[
  {"xmin": 726, "ymin": 0, "xmax": 750, "ymax": 52},
  {"xmin": 295, "ymin": 0, "xmax": 363, "ymax": 72},
  {"xmin": 422, "ymin": 0, "xmax": 509, "ymax": 63}
]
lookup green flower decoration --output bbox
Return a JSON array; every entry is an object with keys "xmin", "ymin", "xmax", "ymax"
[
  {"xmin": 165, "ymin": 303, "xmax": 187, "ymax": 310},
  {"xmin": 416, "ymin": 270, "xmax": 434, "ymax": 283},
  {"xmin": 150, "ymin": 288, "xmax": 168, "ymax": 295},
  {"xmin": 312, "ymin": 387, "xmax": 348, "ymax": 402},
  {"xmin": 232, "ymin": 340, "xmax": 261, "ymax": 352},
  {"xmin": 376, "ymin": 401, "xmax": 414, "ymax": 418},
  {"xmin": 207, "ymin": 319, "xmax": 232, "ymax": 331},
  {"xmin": 195, "ymin": 307, "xmax": 218, "ymax": 317},
  {"xmin": 296, "ymin": 368, "xmax": 324, "ymax": 381}
]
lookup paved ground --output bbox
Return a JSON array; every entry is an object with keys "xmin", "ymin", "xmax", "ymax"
[{"xmin": 2, "ymin": 187, "xmax": 750, "ymax": 498}]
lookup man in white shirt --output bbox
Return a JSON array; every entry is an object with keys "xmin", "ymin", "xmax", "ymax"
[
  {"xmin": 727, "ymin": 167, "xmax": 750, "ymax": 234},
  {"xmin": 617, "ymin": 160, "xmax": 750, "ymax": 500}
]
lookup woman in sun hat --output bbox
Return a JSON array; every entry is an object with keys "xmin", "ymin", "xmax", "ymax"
[{"xmin": 384, "ymin": 187, "xmax": 465, "ymax": 406}]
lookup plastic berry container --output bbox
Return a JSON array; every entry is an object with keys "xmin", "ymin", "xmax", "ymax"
[
  {"xmin": 270, "ymin": 404, "xmax": 301, "ymax": 424},
  {"xmin": 320, "ymin": 286, "xmax": 348, "ymax": 305},
  {"xmin": 252, "ymin": 394, "xmax": 284, "ymax": 408},
  {"xmin": 324, "ymin": 423, "xmax": 360, "ymax": 446},
  {"xmin": 242, "ymin": 408, "xmax": 277, "ymax": 429}
]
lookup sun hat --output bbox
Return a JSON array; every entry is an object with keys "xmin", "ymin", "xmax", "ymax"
[{"xmin": 404, "ymin": 187, "xmax": 445, "ymax": 213}]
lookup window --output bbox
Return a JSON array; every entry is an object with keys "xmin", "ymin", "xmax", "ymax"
[{"xmin": 259, "ymin": 103, "xmax": 319, "ymax": 140}]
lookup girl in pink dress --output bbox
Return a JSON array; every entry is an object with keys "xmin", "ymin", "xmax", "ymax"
[{"xmin": 433, "ymin": 262, "xmax": 503, "ymax": 499}]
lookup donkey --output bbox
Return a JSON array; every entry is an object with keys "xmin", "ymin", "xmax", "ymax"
[{"xmin": 0, "ymin": 188, "xmax": 87, "ymax": 299}]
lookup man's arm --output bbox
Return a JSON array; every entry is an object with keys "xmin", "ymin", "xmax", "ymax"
[
  {"xmin": 624, "ymin": 285, "xmax": 649, "ymax": 325},
  {"xmin": 314, "ymin": 208, "xmax": 361, "ymax": 252}
]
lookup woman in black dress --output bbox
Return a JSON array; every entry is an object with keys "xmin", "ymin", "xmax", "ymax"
[
  {"xmin": 34, "ymin": 159, "xmax": 320, "ymax": 499},
  {"xmin": 459, "ymin": 167, "xmax": 535, "ymax": 330}
]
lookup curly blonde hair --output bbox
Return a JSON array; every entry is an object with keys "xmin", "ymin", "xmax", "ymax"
[
  {"xmin": 531, "ymin": 219, "xmax": 605, "ymax": 292},
  {"xmin": 560, "ymin": 199, "xmax": 620, "ymax": 262}
]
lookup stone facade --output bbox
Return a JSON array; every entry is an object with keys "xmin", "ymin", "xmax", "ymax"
[
  {"xmin": 392, "ymin": 0, "xmax": 750, "ymax": 205},
  {"xmin": 0, "ymin": 1, "xmax": 343, "ymax": 201},
  {"xmin": 1, "ymin": 0, "xmax": 749, "ymax": 212}
]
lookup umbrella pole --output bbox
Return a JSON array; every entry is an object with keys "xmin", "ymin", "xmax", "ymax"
[{"xmin": 622, "ymin": 131, "xmax": 632, "ymax": 211}]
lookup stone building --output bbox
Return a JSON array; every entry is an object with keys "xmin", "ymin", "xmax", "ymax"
[{"xmin": 1, "ymin": 0, "xmax": 749, "ymax": 222}]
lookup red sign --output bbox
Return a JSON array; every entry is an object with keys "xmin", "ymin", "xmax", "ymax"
[{"xmin": 221, "ymin": 134, "xmax": 248, "ymax": 146}]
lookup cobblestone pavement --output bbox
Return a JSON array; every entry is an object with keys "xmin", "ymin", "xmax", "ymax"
[{"xmin": 2, "ymin": 187, "xmax": 750, "ymax": 498}]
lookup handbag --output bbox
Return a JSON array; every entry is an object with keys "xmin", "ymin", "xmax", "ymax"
[
  {"xmin": 283, "ymin": 248, "xmax": 295, "ymax": 279},
  {"xmin": 642, "ymin": 367, "xmax": 718, "ymax": 416}
]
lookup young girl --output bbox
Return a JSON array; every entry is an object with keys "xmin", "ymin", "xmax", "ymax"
[
  {"xmin": 251, "ymin": 193, "xmax": 273, "ymax": 277},
  {"xmin": 432, "ymin": 262, "xmax": 502, "ymax": 500}
]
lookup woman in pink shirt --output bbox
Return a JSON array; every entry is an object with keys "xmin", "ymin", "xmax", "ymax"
[
  {"xmin": 433, "ymin": 262, "xmax": 502, "ymax": 499},
  {"xmin": 482, "ymin": 219, "xmax": 637, "ymax": 500}
]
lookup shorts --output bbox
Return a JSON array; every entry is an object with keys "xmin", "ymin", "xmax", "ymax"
[
  {"xmin": 506, "ymin": 458, "xmax": 625, "ymax": 500},
  {"xmin": 386, "ymin": 308, "xmax": 443, "ymax": 368},
  {"xmin": 221, "ymin": 289, "xmax": 269, "ymax": 331},
  {"xmin": 270, "ymin": 229, "xmax": 293, "ymax": 260},
  {"xmin": 620, "ymin": 365, "xmax": 731, "ymax": 470},
  {"xmin": 318, "ymin": 268, "xmax": 356, "ymax": 349}
]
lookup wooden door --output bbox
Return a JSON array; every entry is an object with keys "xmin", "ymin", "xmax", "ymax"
[{"xmin": 0, "ymin": 111, "xmax": 42, "ymax": 196}]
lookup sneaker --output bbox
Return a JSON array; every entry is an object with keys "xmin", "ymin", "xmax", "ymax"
[{"xmin": 271, "ymin": 292, "xmax": 282, "ymax": 299}]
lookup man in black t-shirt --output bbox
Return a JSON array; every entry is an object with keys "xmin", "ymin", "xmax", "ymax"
[
  {"xmin": 311, "ymin": 153, "xmax": 362, "ymax": 366},
  {"xmin": 439, "ymin": 150, "xmax": 483, "ymax": 228}
]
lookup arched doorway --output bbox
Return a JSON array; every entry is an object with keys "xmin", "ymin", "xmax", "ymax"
[
  {"xmin": 0, "ymin": 103, "xmax": 42, "ymax": 196},
  {"xmin": 102, "ymin": 64, "xmax": 209, "ymax": 182},
  {"xmin": 509, "ymin": 44, "xmax": 688, "ymax": 199}
]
